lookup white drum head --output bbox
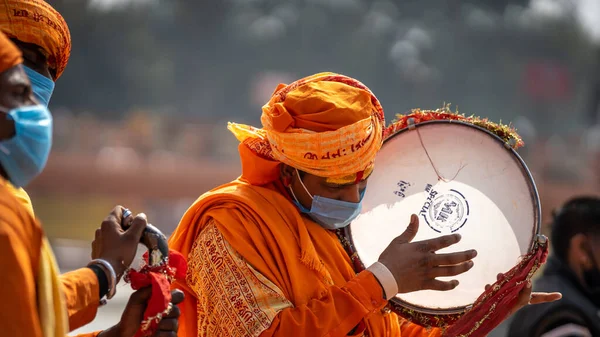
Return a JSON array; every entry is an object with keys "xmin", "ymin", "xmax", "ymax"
[{"xmin": 350, "ymin": 121, "xmax": 540, "ymax": 314}]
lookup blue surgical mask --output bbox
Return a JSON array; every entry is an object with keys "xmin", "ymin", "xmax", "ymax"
[
  {"xmin": 289, "ymin": 169, "xmax": 364, "ymax": 230},
  {"xmin": 24, "ymin": 65, "xmax": 55, "ymax": 107},
  {"xmin": 0, "ymin": 104, "xmax": 53, "ymax": 188}
]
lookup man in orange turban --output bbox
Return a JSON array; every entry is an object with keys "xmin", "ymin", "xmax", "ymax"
[
  {"xmin": 0, "ymin": 32, "xmax": 183, "ymax": 337},
  {"xmin": 0, "ymin": 1, "xmax": 105, "ymax": 332},
  {"xmin": 0, "ymin": 0, "xmax": 70, "ymax": 210},
  {"xmin": 0, "ymin": 1, "xmax": 112, "ymax": 332},
  {"xmin": 168, "ymin": 72, "xmax": 560, "ymax": 337}
]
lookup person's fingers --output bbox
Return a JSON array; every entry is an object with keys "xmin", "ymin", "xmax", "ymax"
[
  {"xmin": 121, "ymin": 207, "xmax": 133, "ymax": 228},
  {"xmin": 423, "ymin": 279, "xmax": 459, "ymax": 291},
  {"xmin": 514, "ymin": 281, "xmax": 533, "ymax": 309},
  {"xmin": 123, "ymin": 213, "xmax": 147, "ymax": 242},
  {"xmin": 170, "ymin": 290, "xmax": 184, "ymax": 305},
  {"xmin": 430, "ymin": 250, "xmax": 478, "ymax": 266},
  {"xmin": 91, "ymin": 229, "xmax": 101, "ymax": 256},
  {"xmin": 427, "ymin": 260, "xmax": 474, "ymax": 278},
  {"xmin": 415, "ymin": 234, "xmax": 461, "ymax": 253},
  {"xmin": 156, "ymin": 318, "xmax": 178, "ymax": 332},
  {"xmin": 128, "ymin": 287, "xmax": 152, "ymax": 305},
  {"xmin": 394, "ymin": 214, "xmax": 420, "ymax": 244},
  {"xmin": 104, "ymin": 205, "xmax": 124, "ymax": 226},
  {"xmin": 101, "ymin": 208, "xmax": 122, "ymax": 232},
  {"xmin": 163, "ymin": 304, "xmax": 180, "ymax": 319},
  {"xmin": 529, "ymin": 292, "xmax": 562, "ymax": 304},
  {"xmin": 153, "ymin": 332, "xmax": 176, "ymax": 337}
]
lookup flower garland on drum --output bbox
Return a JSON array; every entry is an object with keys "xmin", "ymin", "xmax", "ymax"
[
  {"xmin": 123, "ymin": 249, "xmax": 187, "ymax": 337},
  {"xmin": 444, "ymin": 236, "xmax": 549, "ymax": 337},
  {"xmin": 385, "ymin": 105, "xmax": 524, "ymax": 150}
]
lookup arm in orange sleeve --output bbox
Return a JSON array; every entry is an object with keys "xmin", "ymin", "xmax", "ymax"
[
  {"xmin": 0, "ymin": 219, "xmax": 43, "ymax": 337},
  {"xmin": 262, "ymin": 271, "xmax": 387, "ymax": 337},
  {"xmin": 188, "ymin": 221, "xmax": 388, "ymax": 337},
  {"xmin": 70, "ymin": 331, "xmax": 102, "ymax": 337},
  {"xmin": 400, "ymin": 321, "xmax": 443, "ymax": 337},
  {"xmin": 60, "ymin": 268, "xmax": 100, "ymax": 331}
]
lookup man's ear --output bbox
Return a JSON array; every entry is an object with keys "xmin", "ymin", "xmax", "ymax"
[
  {"xmin": 280, "ymin": 164, "xmax": 295, "ymax": 179},
  {"xmin": 571, "ymin": 233, "xmax": 593, "ymax": 269},
  {"xmin": 280, "ymin": 164, "xmax": 296, "ymax": 186}
]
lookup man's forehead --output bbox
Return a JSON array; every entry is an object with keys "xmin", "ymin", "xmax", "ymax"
[{"xmin": 324, "ymin": 164, "xmax": 374, "ymax": 186}]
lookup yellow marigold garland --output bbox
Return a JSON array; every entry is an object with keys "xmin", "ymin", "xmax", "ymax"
[{"xmin": 385, "ymin": 104, "xmax": 524, "ymax": 150}]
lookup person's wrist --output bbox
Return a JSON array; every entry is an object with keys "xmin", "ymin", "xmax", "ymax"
[
  {"xmin": 97, "ymin": 324, "xmax": 120, "ymax": 337},
  {"xmin": 88, "ymin": 258, "xmax": 119, "ymax": 300},
  {"xmin": 368, "ymin": 261, "xmax": 398, "ymax": 301},
  {"xmin": 87, "ymin": 264, "xmax": 109, "ymax": 299},
  {"xmin": 101, "ymin": 257, "xmax": 126, "ymax": 279}
]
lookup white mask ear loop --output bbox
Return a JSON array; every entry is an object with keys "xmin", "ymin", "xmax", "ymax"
[
  {"xmin": 288, "ymin": 183, "xmax": 302, "ymax": 204},
  {"xmin": 294, "ymin": 168, "xmax": 314, "ymax": 199}
]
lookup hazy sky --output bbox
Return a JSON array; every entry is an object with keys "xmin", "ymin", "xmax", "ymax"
[
  {"xmin": 578, "ymin": 0, "xmax": 600, "ymax": 44},
  {"xmin": 89, "ymin": 0, "xmax": 600, "ymax": 45}
]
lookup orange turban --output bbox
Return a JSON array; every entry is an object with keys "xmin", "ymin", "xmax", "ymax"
[
  {"xmin": 0, "ymin": 31, "xmax": 22, "ymax": 74},
  {"xmin": 229, "ymin": 72, "xmax": 385, "ymax": 184},
  {"xmin": 0, "ymin": 0, "xmax": 71, "ymax": 80}
]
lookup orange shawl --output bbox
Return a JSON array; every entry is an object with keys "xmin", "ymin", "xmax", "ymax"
[
  {"xmin": 169, "ymin": 146, "xmax": 442, "ymax": 337},
  {"xmin": 169, "ymin": 72, "xmax": 441, "ymax": 337},
  {"xmin": 168, "ymin": 179, "xmax": 398, "ymax": 336}
]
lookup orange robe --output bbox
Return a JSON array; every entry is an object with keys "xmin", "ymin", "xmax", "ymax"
[
  {"xmin": 0, "ymin": 180, "xmax": 101, "ymax": 336},
  {"xmin": 169, "ymin": 176, "xmax": 442, "ymax": 337}
]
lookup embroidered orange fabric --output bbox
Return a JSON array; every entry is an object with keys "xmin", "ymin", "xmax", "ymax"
[
  {"xmin": 169, "ymin": 176, "xmax": 443, "ymax": 337},
  {"xmin": 188, "ymin": 221, "xmax": 293, "ymax": 337}
]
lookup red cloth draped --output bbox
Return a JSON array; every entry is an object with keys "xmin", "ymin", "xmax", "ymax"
[{"xmin": 125, "ymin": 250, "xmax": 187, "ymax": 337}]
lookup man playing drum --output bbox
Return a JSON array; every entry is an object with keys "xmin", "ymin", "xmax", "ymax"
[{"xmin": 169, "ymin": 72, "xmax": 561, "ymax": 337}]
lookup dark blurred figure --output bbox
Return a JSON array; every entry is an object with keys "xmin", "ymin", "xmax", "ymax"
[{"xmin": 509, "ymin": 196, "xmax": 600, "ymax": 337}]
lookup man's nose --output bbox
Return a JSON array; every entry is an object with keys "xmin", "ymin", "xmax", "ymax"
[{"xmin": 341, "ymin": 185, "xmax": 361, "ymax": 203}]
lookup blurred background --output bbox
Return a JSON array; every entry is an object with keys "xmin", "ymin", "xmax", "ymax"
[{"xmin": 26, "ymin": 0, "xmax": 600, "ymax": 335}]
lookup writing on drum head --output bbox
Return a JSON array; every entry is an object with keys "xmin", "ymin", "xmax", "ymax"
[
  {"xmin": 393, "ymin": 180, "xmax": 412, "ymax": 198},
  {"xmin": 420, "ymin": 184, "xmax": 470, "ymax": 233}
]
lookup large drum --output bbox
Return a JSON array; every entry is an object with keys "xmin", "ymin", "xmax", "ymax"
[{"xmin": 348, "ymin": 117, "xmax": 543, "ymax": 328}]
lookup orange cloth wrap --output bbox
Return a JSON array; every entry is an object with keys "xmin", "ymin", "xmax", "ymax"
[
  {"xmin": 3, "ymin": 175, "xmax": 101, "ymax": 333},
  {"xmin": 168, "ymin": 146, "xmax": 442, "ymax": 337},
  {"xmin": 1, "ymin": 180, "xmax": 100, "ymax": 336},
  {"xmin": 228, "ymin": 72, "xmax": 385, "ymax": 184},
  {"xmin": 0, "ymin": 31, "xmax": 22, "ymax": 73},
  {"xmin": 0, "ymin": 0, "xmax": 71, "ymax": 79},
  {"xmin": 168, "ymin": 178, "xmax": 392, "ymax": 336},
  {"xmin": 169, "ymin": 72, "xmax": 442, "ymax": 336}
]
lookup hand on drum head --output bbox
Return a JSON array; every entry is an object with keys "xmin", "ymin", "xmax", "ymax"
[
  {"xmin": 485, "ymin": 273, "xmax": 562, "ymax": 316},
  {"xmin": 378, "ymin": 214, "xmax": 478, "ymax": 294}
]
